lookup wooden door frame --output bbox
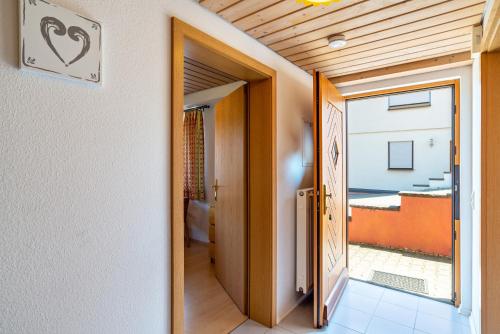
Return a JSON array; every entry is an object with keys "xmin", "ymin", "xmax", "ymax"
[
  {"xmin": 343, "ymin": 79, "xmax": 462, "ymax": 307},
  {"xmin": 481, "ymin": 51, "xmax": 500, "ymax": 334},
  {"xmin": 171, "ymin": 18, "xmax": 277, "ymax": 334}
]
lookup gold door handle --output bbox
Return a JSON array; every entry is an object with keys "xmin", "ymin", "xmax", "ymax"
[
  {"xmin": 212, "ymin": 179, "xmax": 219, "ymax": 202},
  {"xmin": 323, "ymin": 184, "xmax": 332, "ymax": 215}
]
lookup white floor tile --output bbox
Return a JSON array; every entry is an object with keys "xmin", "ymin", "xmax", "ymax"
[
  {"xmin": 366, "ymin": 317, "xmax": 413, "ymax": 334},
  {"xmin": 413, "ymin": 330, "xmax": 428, "ymax": 334},
  {"xmin": 278, "ymin": 298, "xmax": 324, "ymax": 334},
  {"xmin": 339, "ymin": 289, "xmax": 380, "ymax": 315},
  {"xmin": 414, "ymin": 312, "xmax": 470, "ymax": 334},
  {"xmin": 345, "ymin": 280, "xmax": 384, "ymax": 300},
  {"xmin": 278, "ymin": 279, "xmax": 468, "ymax": 334},
  {"xmin": 331, "ymin": 305, "xmax": 372, "ymax": 333},
  {"xmin": 381, "ymin": 289, "xmax": 420, "ymax": 310},
  {"xmin": 374, "ymin": 301, "xmax": 417, "ymax": 327},
  {"xmin": 418, "ymin": 298, "xmax": 469, "ymax": 325},
  {"xmin": 266, "ymin": 326, "xmax": 295, "ymax": 334},
  {"xmin": 324, "ymin": 323, "xmax": 360, "ymax": 334},
  {"xmin": 231, "ymin": 320, "xmax": 268, "ymax": 334}
]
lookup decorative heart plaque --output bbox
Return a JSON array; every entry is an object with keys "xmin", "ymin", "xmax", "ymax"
[{"xmin": 20, "ymin": 0, "xmax": 102, "ymax": 84}]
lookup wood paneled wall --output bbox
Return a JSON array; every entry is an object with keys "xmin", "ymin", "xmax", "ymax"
[
  {"xmin": 200, "ymin": 0, "xmax": 484, "ymax": 82},
  {"xmin": 184, "ymin": 57, "xmax": 239, "ymax": 94}
]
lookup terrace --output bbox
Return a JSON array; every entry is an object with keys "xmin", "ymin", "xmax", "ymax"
[{"xmin": 348, "ymin": 190, "xmax": 453, "ymax": 301}]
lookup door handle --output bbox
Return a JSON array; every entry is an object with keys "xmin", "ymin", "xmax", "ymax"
[
  {"xmin": 323, "ymin": 184, "xmax": 332, "ymax": 215},
  {"xmin": 212, "ymin": 179, "xmax": 219, "ymax": 202}
]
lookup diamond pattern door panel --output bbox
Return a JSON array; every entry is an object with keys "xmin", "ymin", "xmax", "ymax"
[
  {"xmin": 313, "ymin": 71, "xmax": 347, "ymax": 328},
  {"xmin": 323, "ymin": 102, "xmax": 343, "ymax": 287}
]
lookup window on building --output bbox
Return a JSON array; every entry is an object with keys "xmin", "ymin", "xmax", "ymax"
[
  {"xmin": 388, "ymin": 90, "xmax": 431, "ymax": 110},
  {"xmin": 388, "ymin": 141, "xmax": 414, "ymax": 170}
]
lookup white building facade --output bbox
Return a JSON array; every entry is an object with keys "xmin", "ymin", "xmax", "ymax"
[{"xmin": 347, "ymin": 87, "xmax": 453, "ymax": 192}]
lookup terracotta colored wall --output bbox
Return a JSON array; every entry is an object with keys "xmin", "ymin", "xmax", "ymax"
[{"xmin": 349, "ymin": 195, "xmax": 452, "ymax": 257}]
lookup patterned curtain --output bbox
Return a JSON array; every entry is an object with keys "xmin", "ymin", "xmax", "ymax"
[{"xmin": 183, "ymin": 109, "xmax": 205, "ymax": 200}]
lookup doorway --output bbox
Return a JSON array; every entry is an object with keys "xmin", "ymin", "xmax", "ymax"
[
  {"xmin": 183, "ymin": 82, "xmax": 248, "ymax": 334},
  {"xmin": 304, "ymin": 75, "xmax": 461, "ymax": 330},
  {"xmin": 344, "ymin": 80, "xmax": 461, "ymax": 305},
  {"xmin": 171, "ymin": 18, "xmax": 277, "ymax": 334}
]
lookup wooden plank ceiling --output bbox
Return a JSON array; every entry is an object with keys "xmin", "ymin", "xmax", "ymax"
[
  {"xmin": 184, "ymin": 57, "xmax": 240, "ymax": 95},
  {"xmin": 199, "ymin": 0, "xmax": 485, "ymax": 81}
]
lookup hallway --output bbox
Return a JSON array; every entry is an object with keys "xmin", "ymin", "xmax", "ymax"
[
  {"xmin": 185, "ymin": 241, "xmax": 247, "ymax": 334},
  {"xmin": 232, "ymin": 280, "xmax": 470, "ymax": 334}
]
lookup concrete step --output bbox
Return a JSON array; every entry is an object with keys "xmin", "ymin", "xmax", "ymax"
[
  {"xmin": 443, "ymin": 172, "xmax": 452, "ymax": 185},
  {"xmin": 429, "ymin": 172, "xmax": 452, "ymax": 189},
  {"xmin": 413, "ymin": 184, "xmax": 430, "ymax": 190},
  {"xmin": 429, "ymin": 178, "xmax": 445, "ymax": 188}
]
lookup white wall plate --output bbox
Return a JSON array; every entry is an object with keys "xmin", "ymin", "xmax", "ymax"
[{"xmin": 19, "ymin": 0, "xmax": 102, "ymax": 84}]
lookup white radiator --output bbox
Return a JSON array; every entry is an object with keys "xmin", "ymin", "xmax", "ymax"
[{"xmin": 296, "ymin": 188, "xmax": 314, "ymax": 294}]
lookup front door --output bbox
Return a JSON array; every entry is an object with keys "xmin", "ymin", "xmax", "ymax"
[
  {"xmin": 313, "ymin": 71, "xmax": 348, "ymax": 327},
  {"xmin": 214, "ymin": 86, "xmax": 248, "ymax": 314}
]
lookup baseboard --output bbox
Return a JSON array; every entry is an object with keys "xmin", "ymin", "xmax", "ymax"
[{"xmin": 459, "ymin": 306, "xmax": 472, "ymax": 316}]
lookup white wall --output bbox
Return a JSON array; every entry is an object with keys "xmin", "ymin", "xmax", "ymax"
[
  {"xmin": 470, "ymin": 55, "xmax": 482, "ymax": 334},
  {"xmin": 340, "ymin": 66, "xmax": 474, "ymax": 316},
  {"xmin": 348, "ymin": 88, "xmax": 452, "ymax": 191},
  {"xmin": 276, "ymin": 65, "xmax": 314, "ymax": 322},
  {"xmin": 0, "ymin": 0, "xmax": 312, "ymax": 333},
  {"xmin": 184, "ymin": 81, "xmax": 246, "ymax": 108}
]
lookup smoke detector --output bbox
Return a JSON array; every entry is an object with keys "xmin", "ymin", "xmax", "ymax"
[{"xmin": 328, "ymin": 35, "xmax": 347, "ymax": 49}]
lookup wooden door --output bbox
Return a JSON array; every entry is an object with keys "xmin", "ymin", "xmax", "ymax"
[
  {"xmin": 313, "ymin": 71, "xmax": 348, "ymax": 327},
  {"xmin": 214, "ymin": 86, "xmax": 248, "ymax": 314}
]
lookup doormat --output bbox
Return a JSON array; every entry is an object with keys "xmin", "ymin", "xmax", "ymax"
[{"xmin": 371, "ymin": 271, "xmax": 428, "ymax": 295}]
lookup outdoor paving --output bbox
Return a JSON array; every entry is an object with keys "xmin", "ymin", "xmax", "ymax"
[{"xmin": 348, "ymin": 243, "xmax": 453, "ymax": 301}]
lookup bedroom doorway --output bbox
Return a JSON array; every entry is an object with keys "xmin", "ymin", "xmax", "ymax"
[
  {"xmin": 183, "ymin": 84, "xmax": 248, "ymax": 334},
  {"xmin": 171, "ymin": 18, "xmax": 277, "ymax": 334}
]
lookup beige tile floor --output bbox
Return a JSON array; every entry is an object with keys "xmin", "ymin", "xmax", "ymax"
[
  {"xmin": 348, "ymin": 244, "xmax": 452, "ymax": 301},
  {"xmin": 232, "ymin": 280, "xmax": 470, "ymax": 334}
]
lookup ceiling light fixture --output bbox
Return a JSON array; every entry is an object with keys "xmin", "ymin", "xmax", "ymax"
[
  {"xmin": 328, "ymin": 35, "xmax": 347, "ymax": 49},
  {"xmin": 297, "ymin": 0, "xmax": 341, "ymax": 6}
]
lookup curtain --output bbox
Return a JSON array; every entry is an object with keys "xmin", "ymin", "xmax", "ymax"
[{"xmin": 183, "ymin": 109, "xmax": 205, "ymax": 200}]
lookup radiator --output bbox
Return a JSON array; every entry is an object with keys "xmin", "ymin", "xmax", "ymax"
[{"xmin": 296, "ymin": 188, "xmax": 314, "ymax": 294}]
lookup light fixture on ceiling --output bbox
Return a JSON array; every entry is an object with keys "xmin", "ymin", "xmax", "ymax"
[
  {"xmin": 328, "ymin": 34, "xmax": 347, "ymax": 49},
  {"xmin": 297, "ymin": 0, "xmax": 341, "ymax": 6}
]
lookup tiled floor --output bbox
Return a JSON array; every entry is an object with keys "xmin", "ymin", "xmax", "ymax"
[
  {"xmin": 349, "ymin": 244, "xmax": 452, "ymax": 300},
  {"xmin": 232, "ymin": 280, "xmax": 470, "ymax": 334}
]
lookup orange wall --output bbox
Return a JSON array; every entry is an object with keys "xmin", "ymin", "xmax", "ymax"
[{"xmin": 349, "ymin": 195, "xmax": 452, "ymax": 257}]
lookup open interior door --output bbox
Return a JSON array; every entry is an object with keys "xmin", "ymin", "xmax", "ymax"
[
  {"xmin": 313, "ymin": 71, "xmax": 348, "ymax": 327},
  {"xmin": 214, "ymin": 85, "xmax": 248, "ymax": 314}
]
